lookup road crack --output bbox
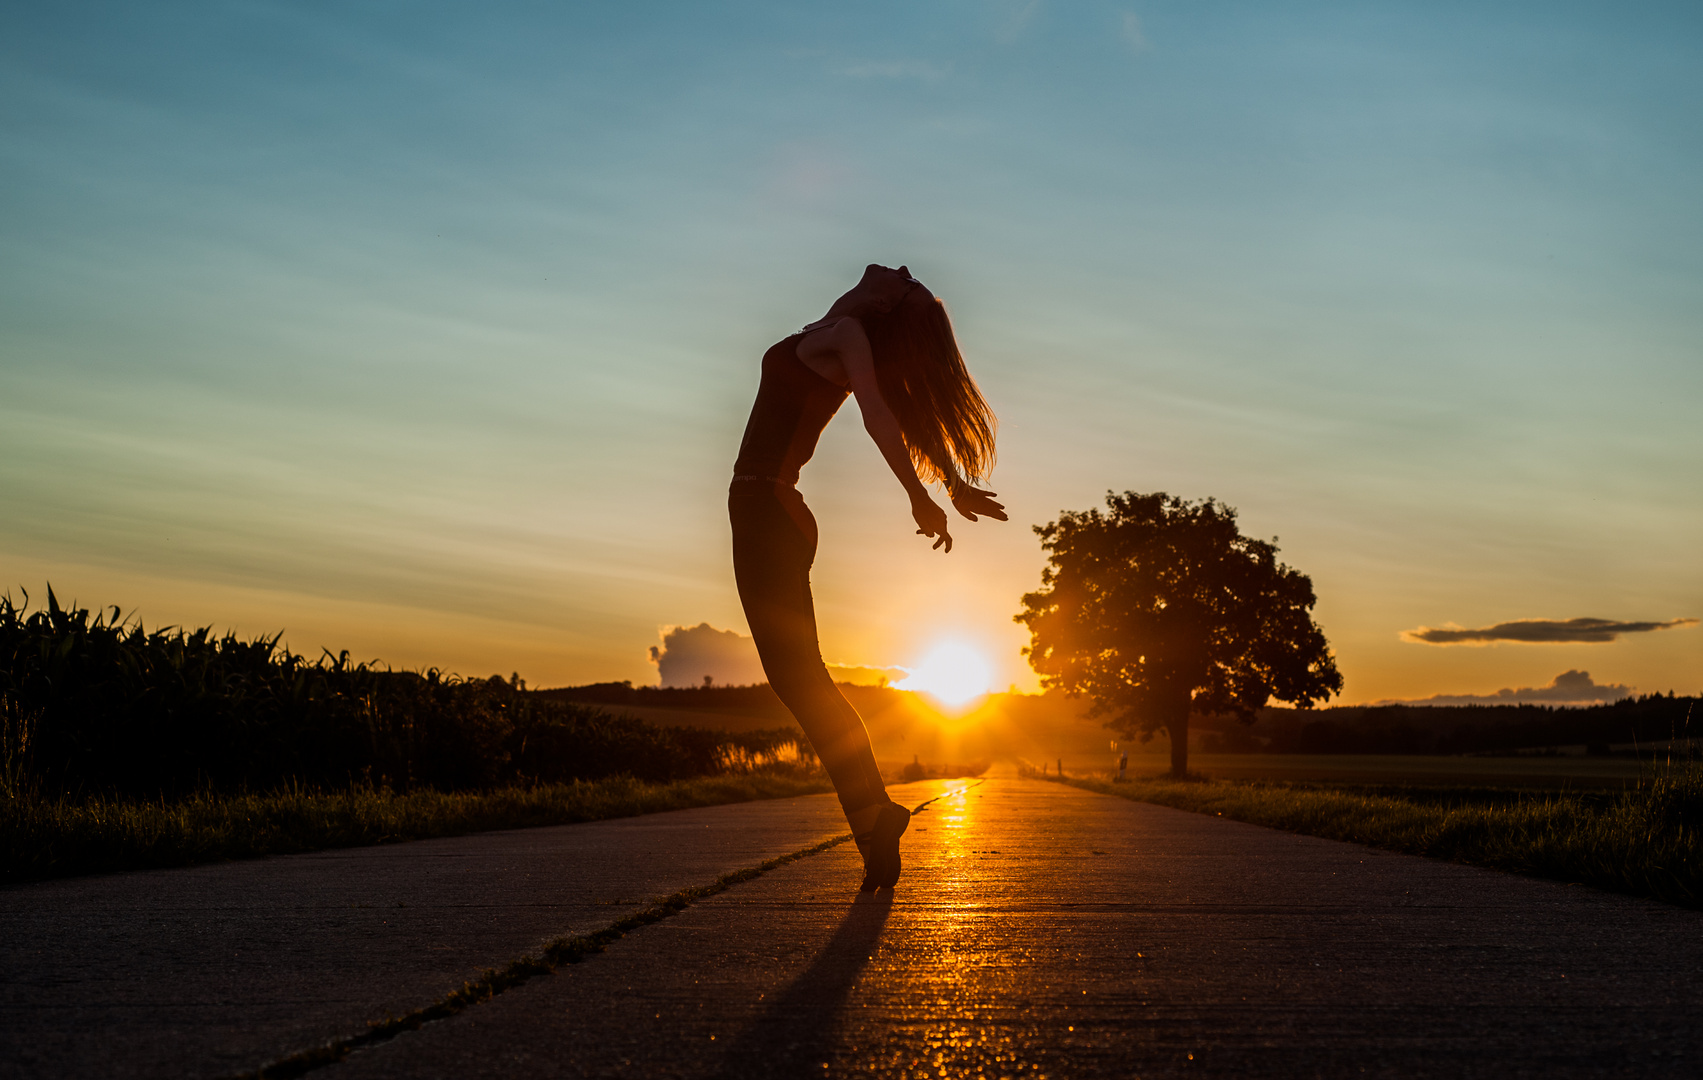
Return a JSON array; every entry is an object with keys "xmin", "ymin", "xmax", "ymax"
[{"xmin": 233, "ymin": 786, "xmax": 975, "ymax": 1079}]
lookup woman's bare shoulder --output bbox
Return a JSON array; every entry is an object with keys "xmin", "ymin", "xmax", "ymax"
[
  {"xmin": 800, "ymin": 313, "xmax": 860, "ymax": 335},
  {"xmin": 795, "ymin": 316, "xmax": 864, "ymax": 386},
  {"xmin": 797, "ymin": 315, "xmax": 863, "ymax": 354}
]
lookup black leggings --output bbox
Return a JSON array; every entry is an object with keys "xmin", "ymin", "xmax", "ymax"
[{"xmin": 729, "ymin": 486, "xmax": 888, "ymax": 816}]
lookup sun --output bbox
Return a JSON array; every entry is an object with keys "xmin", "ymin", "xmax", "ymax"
[{"xmin": 895, "ymin": 640, "xmax": 994, "ymax": 707}]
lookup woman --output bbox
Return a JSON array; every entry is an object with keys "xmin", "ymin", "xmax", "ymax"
[{"xmin": 729, "ymin": 263, "xmax": 1005, "ymax": 891}]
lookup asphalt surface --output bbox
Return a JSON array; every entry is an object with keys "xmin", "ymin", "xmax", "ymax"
[
  {"xmin": 0, "ymin": 792, "xmax": 853, "ymax": 1080},
  {"xmin": 7, "ymin": 777, "xmax": 1701, "ymax": 1078}
]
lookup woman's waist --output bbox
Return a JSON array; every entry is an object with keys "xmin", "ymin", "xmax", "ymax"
[{"xmin": 729, "ymin": 473, "xmax": 802, "ymax": 495}]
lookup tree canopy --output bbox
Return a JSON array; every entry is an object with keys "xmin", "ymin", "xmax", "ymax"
[{"xmin": 1016, "ymin": 491, "xmax": 1341, "ymax": 776}]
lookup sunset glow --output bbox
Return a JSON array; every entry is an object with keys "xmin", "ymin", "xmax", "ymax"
[
  {"xmin": 1, "ymin": 5, "xmax": 1698, "ymax": 705},
  {"xmin": 895, "ymin": 642, "xmax": 995, "ymax": 707}
]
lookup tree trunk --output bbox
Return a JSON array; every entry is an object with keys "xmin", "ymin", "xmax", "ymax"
[{"xmin": 1167, "ymin": 713, "xmax": 1188, "ymax": 778}]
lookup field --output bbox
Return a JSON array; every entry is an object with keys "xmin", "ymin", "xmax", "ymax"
[
  {"xmin": 8, "ymin": 592, "xmax": 1697, "ymax": 895},
  {"xmin": 1116, "ymin": 752, "xmax": 1655, "ymax": 788},
  {"xmin": 0, "ymin": 593, "xmax": 829, "ymax": 883},
  {"xmin": 1047, "ymin": 763, "xmax": 1703, "ymax": 908},
  {"xmin": 563, "ymin": 689, "xmax": 1681, "ymax": 790}
]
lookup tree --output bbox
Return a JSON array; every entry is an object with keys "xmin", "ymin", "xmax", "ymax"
[{"xmin": 1016, "ymin": 492, "xmax": 1341, "ymax": 777}]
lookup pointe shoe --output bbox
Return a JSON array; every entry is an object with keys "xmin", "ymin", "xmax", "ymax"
[{"xmin": 855, "ymin": 801, "xmax": 911, "ymax": 892}]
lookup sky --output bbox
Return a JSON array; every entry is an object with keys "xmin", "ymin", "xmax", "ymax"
[{"xmin": 2, "ymin": 0, "xmax": 1699, "ymax": 703}]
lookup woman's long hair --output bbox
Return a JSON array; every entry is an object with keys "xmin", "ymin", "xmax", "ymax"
[{"xmin": 862, "ymin": 292, "xmax": 997, "ymax": 492}]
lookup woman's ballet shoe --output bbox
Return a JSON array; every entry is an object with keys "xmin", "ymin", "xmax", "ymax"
[
  {"xmin": 853, "ymin": 830, "xmax": 872, "ymax": 869},
  {"xmin": 854, "ymin": 800, "xmax": 911, "ymax": 892}
]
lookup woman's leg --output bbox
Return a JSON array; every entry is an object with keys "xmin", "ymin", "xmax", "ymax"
[{"xmin": 730, "ymin": 491, "xmax": 888, "ymax": 817}]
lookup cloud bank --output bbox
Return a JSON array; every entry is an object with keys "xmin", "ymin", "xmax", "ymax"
[
  {"xmin": 1377, "ymin": 669, "xmax": 1634, "ymax": 707},
  {"xmin": 649, "ymin": 624, "xmax": 766, "ymax": 688},
  {"xmin": 1402, "ymin": 617, "xmax": 1698, "ymax": 645}
]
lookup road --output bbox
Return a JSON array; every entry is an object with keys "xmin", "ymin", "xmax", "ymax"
[{"xmin": 5, "ymin": 777, "xmax": 1699, "ymax": 1078}]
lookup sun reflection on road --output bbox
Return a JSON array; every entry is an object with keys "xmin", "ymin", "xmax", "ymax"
[
  {"xmin": 922, "ymin": 784, "xmax": 983, "ymax": 983},
  {"xmin": 882, "ymin": 780, "xmax": 1048, "ymax": 1075}
]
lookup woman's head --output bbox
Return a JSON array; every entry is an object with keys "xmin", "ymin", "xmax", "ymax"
[
  {"xmin": 850, "ymin": 263, "xmax": 922, "ymax": 314},
  {"xmin": 861, "ymin": 279, "xmax": 997, "ymax": 492}
]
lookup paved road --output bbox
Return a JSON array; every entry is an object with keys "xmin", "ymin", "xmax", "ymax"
[
  {"xmin": 0, "ymin": 792, "xmax": 855, "ymax": 1080},
  {"xmin": 7, "ymin": 778, "xmax": 1701, "ymax": 1078}
]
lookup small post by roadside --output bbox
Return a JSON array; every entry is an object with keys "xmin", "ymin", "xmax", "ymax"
[{"xmin": 1057, "ymin": 757, "xmax": 1063, "ymax": 777}]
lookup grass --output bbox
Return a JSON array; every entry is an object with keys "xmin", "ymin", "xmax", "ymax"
[
  {"xmin": 1046, "ymin": 761, "xmax": 1703, "ymax": 908},
  {"xmin": 0, "ymin": 769, "xmax": 833, "ymax": 886},
  {"xmin": 1156, "ymin": 751, "xmax": 1653, "ymax": 788}
]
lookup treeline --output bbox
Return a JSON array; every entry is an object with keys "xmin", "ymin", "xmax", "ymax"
[
  {"xmin": 538, "ymin": 680, "xmax": 924, "ymax": 724},
  {"xmin": 1, "ymin": 592, "xmax": 805, "ymax": 800},
  {"xmin": 537, "ymin": 680, "xmax": 794, "ymax": 720},
  {"xmin": 551, "ymin": 680, "xmax": 1702, "ymax": 757},
  {"xmin": 1203, "ymin": 697, "xmax": 1699, "ymax": 756}
]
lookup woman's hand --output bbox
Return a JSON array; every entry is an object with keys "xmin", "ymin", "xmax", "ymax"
[
  {"xmin": 950, "ymin": 485, "xmax": 1008, "ymax": 523},
  {"xmin": 911, "ymin": 493, "xmax": 953, "ymax": 553}
]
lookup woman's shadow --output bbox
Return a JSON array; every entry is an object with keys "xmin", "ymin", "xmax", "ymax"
[{"xmin": 713, "ymin": 890, "xmax": 893, "ymax": 1077}]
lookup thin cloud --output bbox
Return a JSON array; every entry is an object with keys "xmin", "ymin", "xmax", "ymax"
[
  {"xmin": 1375, "ymin": 669, "xmax": 1633, "ymax": 707},
  {"xmin": 1121, "ymin": 12, "xmax": 1149, "ymax": 52},
  {"xmin": 1402, "ymin": 616, "xmax": 1698, "ymax": 645},
  {"xmin": 993, "ymin": 0, "xmax": 1043, "ymax": 43},
  {"xmin": 826, "ymin": 662, "xmax": 911, "ymax": 687},
  {"xmin": 764, "ymin": 142, "xmax": 854, "ymax": 204},
  {"xmin": 841, "ymin": 60, "xmax": 949, "ymax": 81}
]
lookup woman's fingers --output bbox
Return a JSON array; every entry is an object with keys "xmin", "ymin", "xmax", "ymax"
[
  {"xmin": 912, "ymin": 497, "xmax": 956, "ymax": 551},
  {"xmin": 952, "ymin": 489, "xmax": 1009, "ymax": 523},
  {"xmin": 917, "ymin": 527, "xmax": 952, "ymax": 552}
]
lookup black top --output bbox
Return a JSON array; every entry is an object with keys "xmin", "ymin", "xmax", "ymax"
[{"xmin": 732, "ymin": 333, "xmax": 850, "ymax": 484}]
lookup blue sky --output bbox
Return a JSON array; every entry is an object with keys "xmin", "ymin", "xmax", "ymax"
[{"xmin": 2, "ymin": 1, "xmax": 1699, "ymax": 699}]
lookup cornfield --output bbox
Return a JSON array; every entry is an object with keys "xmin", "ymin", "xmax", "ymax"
[{"xmin": 1, "ymin": 588, "xmax": 808, "ymax": 799}]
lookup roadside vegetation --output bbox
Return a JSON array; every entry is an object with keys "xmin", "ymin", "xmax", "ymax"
[
  {"xmin": 1, "ymin": 772, "xmax": 831, "ymax": 885},
  {"xmin": 1043, "ymin": 759, "xmax": 1702, "ymax": 908},
  {"xmin": 1, "ymin": 589, "xmax": 826, "ymax": 884},
  {"xmin": 1196, "ymin": 693, "xmax": 1701, "ymax": 756}
]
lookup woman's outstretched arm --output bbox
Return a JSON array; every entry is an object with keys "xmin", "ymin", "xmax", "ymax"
[{"xmin": 805, "ymin": 317, "xmax": 956, "ymax": 551}]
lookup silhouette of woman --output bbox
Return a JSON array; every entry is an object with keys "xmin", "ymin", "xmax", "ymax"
[{"xmin": 730, "ymin": 264, "xmax": 1005, "ymax": 891}]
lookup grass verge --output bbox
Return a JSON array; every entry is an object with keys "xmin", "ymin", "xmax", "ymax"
[
  {"xmin": 1, "ymin": 771, "xmax": 833, "ymax": 886},
  {"xmin": 1049, "ymin": 765, "xmax": 1701, "ymax": 909}
]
